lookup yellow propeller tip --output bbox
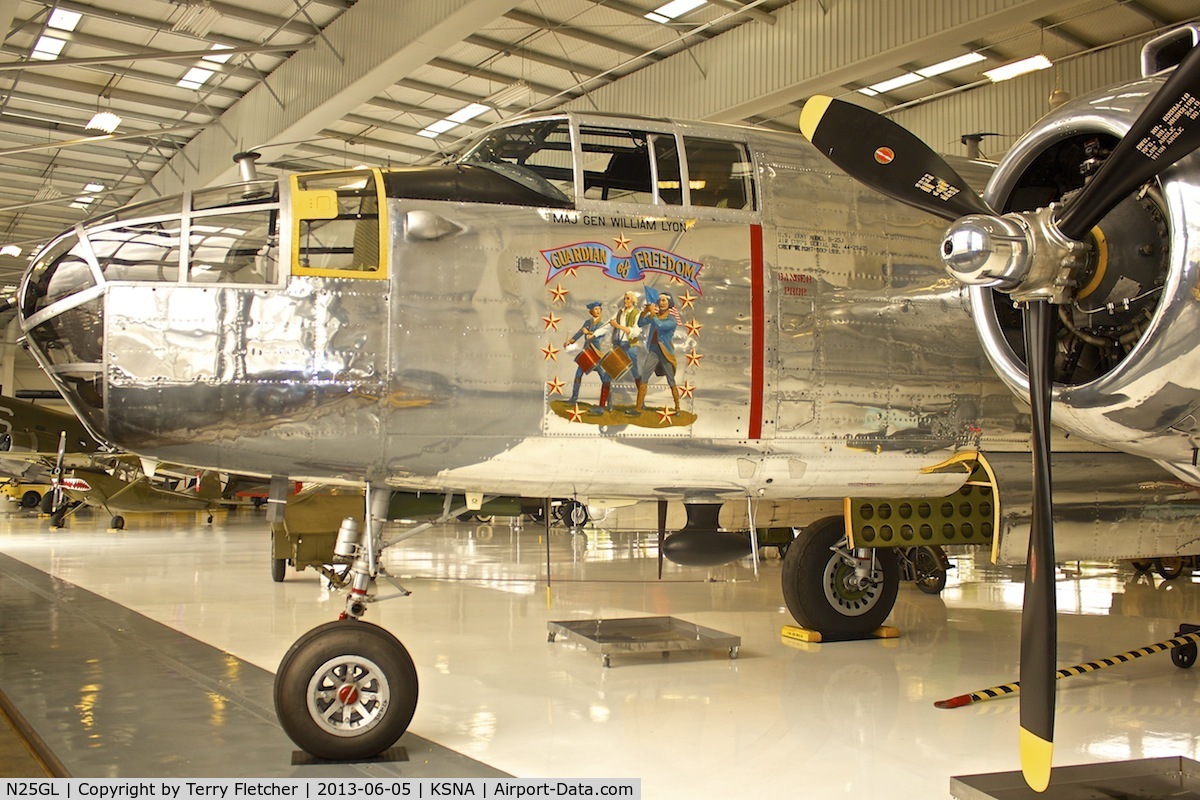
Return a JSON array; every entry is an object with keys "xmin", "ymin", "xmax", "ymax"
[
  {"xmin": 1019, "ymin": 727, "xmax": 1054, "ymax": 792},
  {"xmin": 799, "ymin": 95, "xmax": 833, "ymax": 142}
]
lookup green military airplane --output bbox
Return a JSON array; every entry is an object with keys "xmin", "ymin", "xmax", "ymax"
[{"xmin": 0, "ymin": 394, "xmax": 249, "ymax": 528}]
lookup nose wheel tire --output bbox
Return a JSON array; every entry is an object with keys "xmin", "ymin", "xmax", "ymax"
[
  {"xmin": 781, "ymin": 516, "xmax": 899, "ymax": 640},
  {"xmin": 274, "ymin": 620, "xmax": 418, "ymax": 761}
]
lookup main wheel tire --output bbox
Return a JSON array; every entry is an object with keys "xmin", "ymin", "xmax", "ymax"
[
  {"xmin": 110, "ymin": 515, "xmax": 125, "ymax": 530},
  {"xmin": 781, "ymin": 516, "xmax": 899, "ymax": 640},
  {"xmin": 912, "ymin": 546, "xmax": 947, "ymax": 595},
  {"xmin": 39, "ymin": 493, "xmax": 55, "ymax": 515},
  {"xmin": 274, "ymin": 620, "xmax": 418, "ymax": 761},
  {"xmin": 271, "ymin": 557, "xmax": 287, "ymax": 583},
  {"xmin": 1156, "ymin": 557, "xmax": 1186, "ymax": 580},
  {"xmin": 20, "ymin": 490, "xmax": 41, "ymax": 509}
]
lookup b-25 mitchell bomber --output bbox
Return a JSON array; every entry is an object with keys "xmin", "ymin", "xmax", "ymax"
[{"xmin": 16, "ymin": 25, "xmax": 1200, "ymax": 786}]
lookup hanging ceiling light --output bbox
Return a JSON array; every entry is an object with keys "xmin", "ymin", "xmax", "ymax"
[
  {"xmin": 85, "ymin": 109, "xmax": 121, "ymax": 133},
  {"xmin": 484, "ymin": 81, "xmax": 531, "ymax": 110},
  {"xmin": 0, "ymin": 245, "xmax": 22, "ymax": 258},
  {"xmin": 33, "ymin": 184, "xmax": 62, "ymax": 202},
  {"xmin": 171, "ymin": 0, "xmax": 223, "ymax": 37}
]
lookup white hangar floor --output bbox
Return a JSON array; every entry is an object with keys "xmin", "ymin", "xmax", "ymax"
[{"xmin": 0, "ymin": 505, "xmax": 1198, "ymax": 797}]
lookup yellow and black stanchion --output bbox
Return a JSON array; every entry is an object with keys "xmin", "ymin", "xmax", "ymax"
[{"xmin": 935, "ymin": 624, "xmax": 1200, "ymax": 709}]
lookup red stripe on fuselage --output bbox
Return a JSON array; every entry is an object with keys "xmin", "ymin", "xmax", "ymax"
[{"xmin": 750, "ymin": 224, "xmax": 764, "ymax": 440}]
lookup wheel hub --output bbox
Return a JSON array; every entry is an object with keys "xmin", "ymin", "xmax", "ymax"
[
  {"xmin": 823, "ymin": 557, "xmax": 883, "ymax": 617},
  {"xmin": 306, "ymin": 654, "xmax": 391, "ymax": 737}
]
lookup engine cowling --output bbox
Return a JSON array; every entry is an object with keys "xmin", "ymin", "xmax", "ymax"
[{"xmin": 968, "ymin": 38, "xmax": 1200, "ymax": 480}]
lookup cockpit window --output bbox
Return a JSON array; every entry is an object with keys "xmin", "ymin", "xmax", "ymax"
[
  {"xmin": 579, "ymin": 127, "xmax": 682, "ymax": 206},
  {"xmin": 192, "ymin": 181, "xmax": 278, "ymax": 211},
  {"xmin": 89, "ymin": 219, "xmax": 182, "ymax": 283},
  {"xmin": 291, "ymin": 170, "xmax": 385, "ymax": 278},
  {"xmin": 683, "ymin": 138, "xmax": 755, "ymax": 210},
  {"xmin": 460, "ymin": 120, "xmax": 574, "ymax": 203},
  {"xmin": 87, "ymin": 196, "xmax": 182, "ymax": 229},
  {"xmin": 21, "ymin": 232, "xmax": 96, "ymax": 320},
  {"xmin": 189, "ymin": 208, "xmax": 279, "ymax": 284}
]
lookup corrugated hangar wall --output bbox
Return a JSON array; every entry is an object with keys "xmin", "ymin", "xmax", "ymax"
[
  {"xmin": 558, "ymin": 0, "xmax": 1106, "ymax": 124},
  {"xmin": 891, "ymin": 39, "xmax": 1149, "ymax": 163}
]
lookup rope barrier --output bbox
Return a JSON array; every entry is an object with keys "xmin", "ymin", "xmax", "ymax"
[{"xmin": 935, "ymin": 628, "xmax": 1200, "ymax": 709}]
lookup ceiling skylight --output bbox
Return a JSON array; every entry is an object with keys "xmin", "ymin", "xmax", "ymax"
[
  {"xmin": 859, "ymin": 52, "xmax": 988, "ymax": 96},
  {"xmin": 31, "ymin": 9, "xmax": 81, "ymax": 60},
  {"xmin": 177, "ymin": 45, "xmax": 233, "ymax": 90},
  {"xmin": 916, "ymin": 52, "xmax": 987, "ymax": 78},
  {"xmin": 417, "ymin": 103, "xmax": 490, "ymax": 138},
  {"xmin": 863, "ymin": 72, "xmax": 923, "ymax": 95},
  {"xmin": 49, "ymin": 9, "xmax": 82, "ymax": 29},
  {"xmin": 645, "ymin": 0, "xmax": 706, "ymax": 24},
  {"xmin": 984, "ymin": 54, "xmax": 1053, "ymax": 82}
]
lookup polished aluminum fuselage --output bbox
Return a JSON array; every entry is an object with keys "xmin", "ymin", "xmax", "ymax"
[{"xmin": 19, "ymin": 116, "xmax": 1018, "ymax": 504}]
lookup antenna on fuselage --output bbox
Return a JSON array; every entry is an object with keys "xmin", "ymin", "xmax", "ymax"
[{"xmin": 233, "ymin": 150, "xmax": 262, "ymax": 182}]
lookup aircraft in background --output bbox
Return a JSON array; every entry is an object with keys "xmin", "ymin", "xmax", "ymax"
[
  {"xmin": 53, "ymin": 466, "xmax": 233, "ymax": 529},
  {"xmin": 0, "ymin": 394, "xmax": 102, "ymax": 484},
  {"xmin": 14, "ymin": 25, "xmax": 1200, "ymax": 787},
  {"xmin": 0, "ymin": 394, "xmax": 253, "ymax": 528}
]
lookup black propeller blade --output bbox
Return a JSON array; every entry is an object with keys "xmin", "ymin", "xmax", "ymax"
[
  {"xmin": 801, "ymin": 94, "xmax": 1063, "ymax": 788},
  {"xmin": 802, "ymin": 39, "xmax": 1200, "ymax": 790},
  {"xmin": 799, "ymin": 95, "xmax": 996, "ymax": 222},
  {"xmin": 1055, "ymin": 42, "xmax": 1200, "ymax": 241},
  {"xmin": 1019, "ymin": 302, "xmax": 1056, "ymax": 791}
]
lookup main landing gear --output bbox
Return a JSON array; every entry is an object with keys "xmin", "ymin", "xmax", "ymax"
[
  {"xmin": 273, "ymin": 486, "xmax": 419, "ymax": 761},
  {"xmin": 781, "ymin": 516, "xmax": 900, "ymax": 641}
]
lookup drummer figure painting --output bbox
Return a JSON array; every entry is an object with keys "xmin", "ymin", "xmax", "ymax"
[{"xmin": 564, "ymin": 300, "xmax": 612, "ymax": 413}]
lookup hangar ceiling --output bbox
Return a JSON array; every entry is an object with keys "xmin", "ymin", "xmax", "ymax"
[{"xmin": 0, "ymin": 0, "xmax": 1197, "ymax": 291}]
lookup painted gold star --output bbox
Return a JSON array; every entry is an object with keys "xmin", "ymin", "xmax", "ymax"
[
  {"xmin": 613, "ymin": 233, "xmax": 631, "ymax": 252},
  {"xmin": 542, "ymin": 312, "xmax": 562, "ymax": 331},
  {"xmin": 685, "ymin": 349, "xmax": 703, "ymax": 368},
  {"xmin": 546, "ymin": 376, "xmax": 565, "ymax": 396},
  {"xmin": 560, "ymin": 265, "xmax": 580, "ymax": 278},
  {"xmin": 679, "ymin": 381, "xmax": 696, "ymax": 399},
  {"xmin": 540, "ymin": 343, "xmax": 560, "ymax": 361},
  {"xmin": 568, "ymin": 404, "xmax": 586, "ymax": 423},
  {"xmin": 657, "ymin": 406, "xmax": 676, "ymax": 425},
  {"xmin": 684, "ymin": 318, "xmax": 703, "ymax": 337},
  {"xmin": 549, "ymin": 283, "xmax": 569, "ymax": 303},
  {"xmin": 679, "ymin": 290, "xmax": 698, "ymax": 310}
]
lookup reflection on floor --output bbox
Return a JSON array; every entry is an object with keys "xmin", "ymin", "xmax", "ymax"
[{"xmin": 1, "ymin": 506, "xmax": 1199, "ymax": 796}]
